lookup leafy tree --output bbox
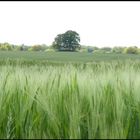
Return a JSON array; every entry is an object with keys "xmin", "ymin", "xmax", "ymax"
[
  {"xmin": 30, "ymin": 45, "xmax": 43, "ymax": 51},
  {"xmin": 0, "ymin": 43, "xmax": 13, "ymax": 51},
  {"xmin": 52, "ymin": 30, "xmax": 80, "ymax": 51},
  {"xmin": 112, "ymin": 47, "xmax": 124, "ymax": 53},
  {"xmin": 124, "ymin": 46, "xmax": 138, "ymax": 54}
]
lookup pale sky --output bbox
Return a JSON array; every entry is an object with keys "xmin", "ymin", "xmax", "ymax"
[{"xmin": 0, "ymin": 2, "xmax": 140, "ymax": 47}]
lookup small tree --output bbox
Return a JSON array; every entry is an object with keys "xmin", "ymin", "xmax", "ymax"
[
  {"xmin": 30, "ymin": 45, "xmax": 43, "ymax": 51},
  {"xmin": 0, "ymin": 43, "xmax": 13, "ymax": 51},
  {"xmin": 124, "ymin": 46, "xmax": 138, "ymax": 54}
]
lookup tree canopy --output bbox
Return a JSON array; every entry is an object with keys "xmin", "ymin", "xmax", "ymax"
[{"xmin": 52, "ymin": 30, "xmax": 80, "ymax": 51}]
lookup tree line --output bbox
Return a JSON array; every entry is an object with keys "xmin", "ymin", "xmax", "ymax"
[{"xmin": 0, "ymin": 30, "xmax": 140, "ymax": 54}]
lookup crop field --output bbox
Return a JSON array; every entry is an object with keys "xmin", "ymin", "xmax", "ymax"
[
  {"xmin": 0, "ymin": 52, "xmax": 140, "ymax": 139},
  {"xmin": 0, "ymin": 51, "xmax": 140, "ymax": 63}
]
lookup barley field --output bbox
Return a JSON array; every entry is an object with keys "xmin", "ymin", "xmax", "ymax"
[{"xmin": 0, "ymin": 54, "xmax": 140, "ymax": 139}]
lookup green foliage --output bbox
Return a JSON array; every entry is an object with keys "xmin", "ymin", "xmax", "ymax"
[
  {"xmin": 52, "ymin": 30, "xmax": 80, "ymax": 51},
  {"xmin": 51, "ymin": 41, "xmax": 59, "ymax": 49},
  {"xmin": 0, "ymin": 60, "xmax": 140, "ymax": 138},
  {"xmin": 30, "ymin": 45, "xmax": 43, "ymax": 51},
  {"xmin": 0, "ymin": 52, "xmax": 140, "ymax": 138},
  {"xmin": 14, "ymin": 44, "xmax": 28, "ymax": 51},
  {"xmin": 0, "ymin": 43, "xmax": 13, "ymax": 51},
  {"xmin": 124, "ymin": 46, "xmax": 139, "ymax": 54},
  {"xmin": 29, "ymin": 45, "xmax": 47, "ymax": 51},
  {"xmin": 112, "ymin": 46, "xmax": 125, "ymax": 53},
  {"xmin": 0, "ymin": 41, "xmax": 139, "ymax": 55}
]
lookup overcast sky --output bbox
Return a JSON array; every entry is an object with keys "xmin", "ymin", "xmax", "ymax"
[{"xmin": 0, "ymin": 2, "xmax": 140, "ymax": 47}]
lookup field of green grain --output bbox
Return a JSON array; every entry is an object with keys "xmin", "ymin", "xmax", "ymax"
[
  {"xmin": 0, "ymin": 52, "xmax": 140, "ymax": 139},
  {"xmin": 0, "ymin": 51, "xmax": 140, "ymax": 63}
]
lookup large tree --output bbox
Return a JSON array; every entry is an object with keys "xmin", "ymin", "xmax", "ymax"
[{"xmin": 52, "ymin": 30, "xmax": 80, "ymax": 51}]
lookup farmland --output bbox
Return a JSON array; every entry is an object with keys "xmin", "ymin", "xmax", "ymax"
[
  {"xmin": 0, "ymin": 51, "xmax": 140, "ymax": 139},
  {"xmin": 0, "ymin": 51, "xmax": 140, "ymax": 64}
]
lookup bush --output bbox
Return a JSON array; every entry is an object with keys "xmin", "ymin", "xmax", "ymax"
[
  {"xmin": 112, "ymin": 47, "xmax": 124, "ymax": 53},
  {"xmin": 45, "ymin": 48, "xmax": 55, "ymax": 52},
  {"xmin": 0, "ymin": 43, "xmax": 13, "ymax": 51},
  {"xmin": 124, "ymin": 46, "xmax": 139, "ymax": 54}
]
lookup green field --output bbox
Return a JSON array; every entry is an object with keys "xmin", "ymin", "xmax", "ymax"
[
  {"xmin": 0, "ymin": 51, "xmax": 140, "ymax": 63},
  {"xmin": 0, "ymin": 51, "xmax": 140, "ymax": 139}
]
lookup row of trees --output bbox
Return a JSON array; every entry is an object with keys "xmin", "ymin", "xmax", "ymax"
[
  {"xmin": 0, "ymin": 43, "xmax": 50, "ymax": 51},
  {"xmin": 84, "ymin": 46, "xmax": 139, "ymax": 54},
  {"xmin": 0, "ymin": 30, "xmax": 80, "ymax": 51},
  {"xmin": 0, "ymin": 42, "xmax": 139, "ymax": 54},
  {"xmin": 51, "ymin": 30, "xmax": 140, "ymax": 54},
  {"xmin": 0, "ymin": 30, "xmax": 140, "ymax": 54}
]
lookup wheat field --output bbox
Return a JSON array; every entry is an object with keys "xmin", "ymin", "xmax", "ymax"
[{"xmin": 0, "ymin": 60, "xmax": 139, "ymax": 138}]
